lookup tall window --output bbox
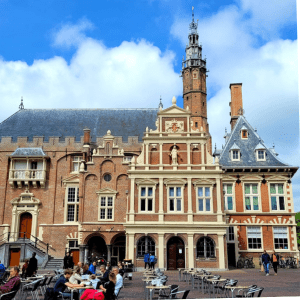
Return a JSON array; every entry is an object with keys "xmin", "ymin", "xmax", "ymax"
[
  {"xmin": 137, "ymin": 236, "xmax": 155, "ymax": 257},
  {"xmin": 140, "ymin": 187, "xmax": 153, "ymax": 212},
  {"xmin": 270, "ymin": 184, "xmax": 285, "ymax": 211},
  {"xmin": 72, "ymin": 156, "xmax": 82, "ymax": 172},
  {"xmin": 99, "ymin": 196, "xmax": 114, "ymax": 220},
  {"xmin": 67, "ymin": 187, "xmax": 79, "ymax": 222},
  {"xmin": 197, "ymin": 187, "xmax": 211, "ymax": 212},
  {"xmin": 169, "ymin": 187, "xmax": 182, "ymax": 212},
  {"xmin": 223, "ymin": 184, "xmax": 233, "ymax": 210},
  {"xmin": 196, "ymin": 237, "xmax": 215, "ymax": 258},
  {"xmin": 244, "ymin": 184, "xmax": 259, "ymax": 211},
  {"xmin": 247, "ymin": 226, "xmax": 262, "ymax": 249},
  {"xmin": 273, "ymin": 227, "xmax": 288, "ymax": 249},
  {"xmin": 232, "ymin": 150, "xmax": 239, "ymax": 160},
  {"xmin": 257, "ymin": 150, "xmax": 265, "ymax": 160},
  {"xmin": 228, "ymin": 226, "xmax": 234, "ymax": 241}
]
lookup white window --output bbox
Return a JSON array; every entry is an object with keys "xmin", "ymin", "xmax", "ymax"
[
  {"xmin": 256, "ymin": 150, "xmax": 266, "ymax": 161},
  {"xmin": 223, "ymin": 183, "xmax": 234, "ymax": 210},
  {"xmin": 99, "ymin": 196, "xmax": 114, "ymax": 220},
  {"xmin": 247, "ymin": 226, "xmax": 262, "ymax": 249},
  {"xmin": 231, "ymin": 150, "xmax": 240, "ymax": 161},
  {"xmin": 273, "ymin": 227, "xmax": 288, "ymax": 249},
  {"xmin": 140, "ymin": 187, "xmax": 154, "ymax": 212},
  {"xmin": 197, "ymin": 187, "xmax": 211, "ymax": 212},
  {"xmin": 228, "ymin": 226, "xmax": 235, "ymax": 241},
  {"xmin": 244, "ymin": 184, "xmax": 259, "ymax": 211},
  {"xmin": 270, "ymin": 184, "xmax": 285, "ymax": 211},
  {"xmin": 72, "ymin": 156, "xmax": 82, "ymax": 172},
  {"xmin": 66, "ymin": 187, "xmax": 79, "ymax": 222},
  {"xmin": 169, "ymin": 187, "xmax": 183, "ymax": 212}
]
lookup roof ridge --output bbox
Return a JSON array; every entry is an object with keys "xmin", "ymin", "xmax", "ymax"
[{"xmin": 9, "ymin": 108, "xmax": 159, "ymax": 111}]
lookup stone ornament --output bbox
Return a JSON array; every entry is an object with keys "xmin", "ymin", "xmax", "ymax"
[{"xmin": 165, "ymin": 119, "xmax": 184, "ymax": 133}]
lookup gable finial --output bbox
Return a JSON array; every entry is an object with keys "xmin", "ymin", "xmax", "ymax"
[
  {"xmin": 273, "ymin": 143, "xmax": 275, "ymax": 148},
  {"xmin": 19, "ymin": 97, "xmax": 24, "ymax": 110},
  {"xmin": 214, "ymin": 143, "xmax": 217, "ymax": 151},
  {"xmin": 158, "ymin": 96, "xmax": 163, "ymax": 109},
  {"xmin": 225, "ymin": 127, "xmax": 227, "ymax": 134}
]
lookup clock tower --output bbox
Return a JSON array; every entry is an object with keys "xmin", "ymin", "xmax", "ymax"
[{"xmin": 181, "ymin": 8, "xmax": 209, "ymax": 136}]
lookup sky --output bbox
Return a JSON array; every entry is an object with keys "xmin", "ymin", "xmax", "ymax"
[{"xmin": 0, "ymin": 0, "xmax": 299, "ymax": 210}]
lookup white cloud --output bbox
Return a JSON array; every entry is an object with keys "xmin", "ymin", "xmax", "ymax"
[
  {"xmin": 0, "ymin": 21, "xmax": 182, "ymax": 123},
  {"xmin": 52, "ymin": 18, "xmax": 95, "ymax": 48}
]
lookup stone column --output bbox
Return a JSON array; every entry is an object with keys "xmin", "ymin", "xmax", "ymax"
[
  {"xmin": 187, "ymin": 143, "xmax": 191, "ymax": 170},
  {"xmin": 159, "ymin": 178, "xmax": 164, "ymax": 222},
  {"xmin": 79, "ymin": 245, "xmax": 86, "ymax": 263},
  {"xmin": 127, "ymin": 233, "xmax": 135, "ymax": 261},
  {"xmin": 107, "ymin": 245, "xmax": 112, "ymax": 262},
  {"xmin": 84, "ymin": 247, "xmax": 89, "ymax": 264},
  {"xmin": 201, "ymin": 142, "xmax": 205, "ymax": 168},
  {"xmin": 218, "ymin": 234, "xmax": 226, "ymax": 269},
  {"xmin": 158, "ymin": 233, "xmax": 164, "ymax": 269},
  {"xmin": 159, "ymin": 143, "xmax": 163, "ymax": 170},
  {"xmin": 188, "ymin": 234, "xmax": 194, "ymax": 269},
  {"xmin": 129, "ymin": 178, "xmax": 135, "ymax": 222},
  {"xmin": 187, "ymin": 178, "xmax": 193, "ymax": 223},
  {"xmin": 145, "ymin": 143, "xmax": 149, "ymax": 170},
  {"xmin": 216, "ymin": 178, "xmax": 223, "ymax": 222}
]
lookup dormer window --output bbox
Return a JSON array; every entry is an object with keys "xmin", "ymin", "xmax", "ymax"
[
  {"xmin": 230, "ymin": 142, "xmax": 240, "ymax": 161},
  {"xmin": 240, "ymin": 125, "xmax": 248, "ymax": 139},
  {"xmin": 232, "ymin": 150, "xmax": 240, "ymax": 161},
  {"xmin": 255, "ymin": 143, "xmax": 266, "ymax": 161}
]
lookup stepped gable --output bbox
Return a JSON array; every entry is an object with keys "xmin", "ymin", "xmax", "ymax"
[
  {"xmin": 219, "ymin": 115, "xmax": 289, "ymax": 168},
  {"xmin": 0, "ymin": 108, "xmax": 158, "ymax": 142}
]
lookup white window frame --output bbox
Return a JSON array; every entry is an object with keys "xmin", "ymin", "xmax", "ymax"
[
  {"xmin": 164, "ymin": 179, "xmax": 186, "ymax": 213},
  {"xmin": 269, "ymin": 183, "xmax": 286, "ymax": 211},
  {"xmin": 247, "ymin": 226, "xmax": 263, "ymax": 250},
  {"xmin": 138, "ymin": 186, "xmax": 155, "ymax": 213},
  {"xmin": 273, "ymin": 226, "xmax": 289, "ymax": 250},
  {"xmin": 96, "ymin": 188, "xmax": 117, "ymax": 222},
  {"xmin": 196, "ymin": 186, "xmax": 213, "ymax": 213},
  {"xmin": 65, "ymin": 185, "xmax": 80, "ymax": 224},
  {"xmin": 243, "ymin": 182, "xmax": 261, "ymax": 212},
  {"xmin": 99, "ymin": 195, "xmax": 114, "ymax": 221},
  {"xmin": 231, "ymin": 150, "xmax": 240, "ymax": 161},
  {"xmin": 223, "ymin": 183, "xmax": 235, "ymax": 211},
  {"xmin": 256, "ymin": 150, "xmax": 266, "ymax": 161},
  {"xmin": 72, "ymin": 156, "xmax": 82, "ymax": 173},
  {"xmin": 168, "ymin": 186, "xmax": 183, "ymax": 213}
]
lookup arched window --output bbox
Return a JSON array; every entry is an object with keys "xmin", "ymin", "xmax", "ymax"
[
  {"xmin": 196, "ymin": 237, "xmax": 215, "ymax": 258},
  {"xmin": 137, "ymin": 236, "xmax": 155, "ymax": 257}
]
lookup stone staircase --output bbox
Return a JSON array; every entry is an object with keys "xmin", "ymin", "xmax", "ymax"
[{"xmin": 44, "ymin": 258, "xmax": 64, "ymax": 270}]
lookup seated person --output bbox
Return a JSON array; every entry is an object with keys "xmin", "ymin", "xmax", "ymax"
[
  {"xmin": 69, "ymin": 267, "xmax": 82, "ymax": 284},
  {"xmin": 54, "ymin": 269, "xmax": 85, "ymax": 300},
  {"xmin": 88, "ymin": 262, "xmax": 96, "ymax": 275},
  {"xmin": 89, "ymin": 274, "xmax": 100, "ymax": 289},
  {"xmin": 112, "ymin": 267, "xmax": 123, "ymax": 296},
  {"xmin": 98, "ymin": 265, "xmax": 109, "ymax": 284},
  {"xmin": 106, "ymin": 262, "xmax": 112, "ymax": 273},
  {"xmin": 82, "ymin": 264, "xmax": 92, "ymax": 276},
  {"xmin": 99, "ymin": 272, "xmax": 116, "ymax": 300},
  {"xmin": 21, "ymin": 260, "xmax": 29, "ymax": 278},
  {"xmin": 0, "ymin": 267, "xmax": 20, "ymax": 298},
  {"xmin": 117, "ymin": 262, "xmax": 124, "ymax": 277},
  {"xmin": 77, "ymin": 262, "xmax": 83, "ymax": 274}
]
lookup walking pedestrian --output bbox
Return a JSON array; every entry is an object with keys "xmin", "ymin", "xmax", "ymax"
[
  {"xmin": 64, "ymin": 252, "xmax": 70, "ymax": 269},
  {"xmin": 271, "ymin": 250, "xmax": 279, "ymax": 276},
  {"xmin": 26, "ymin": 252, "xmax": 38, "ymax": 277},
  {"xmin": 261, "ymin": 250, "xmax": 270, "ymax": 276}
]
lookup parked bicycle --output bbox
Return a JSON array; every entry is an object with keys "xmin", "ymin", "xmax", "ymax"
[{"xmin": 237, "ymin": 255, "xmax": 255, "ymax": 268}]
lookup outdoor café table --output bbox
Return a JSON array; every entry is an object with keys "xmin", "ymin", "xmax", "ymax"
[
  {"xmin": 225, "ymin": 286, "xmax": 250, "ymax": 298},
  {"xmin": 206, "ymin": 278, "xmax": 226, "ymax": 298},
  {"xmin": 142, "ymin": 278, "xmax": 155, "ymax": 294},
  {"xmin": 195, "ymin": 274, "xmax": 214, "ymax": 294},
  {"xmin": 146, "ymin": 285, "xmax": 170, "ymax": 300}
]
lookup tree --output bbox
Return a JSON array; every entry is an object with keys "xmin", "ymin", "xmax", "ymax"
[{"xmin": 295, "ymin": 212, "xmax": 300, "ymax": 248}]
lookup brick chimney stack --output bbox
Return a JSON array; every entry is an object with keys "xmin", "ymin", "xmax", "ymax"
[
  {"xmin": 229, "ymin": 83, "xmax": 243, "ymax": 130},
  {"xmin": 83, "ymin": 128, "xmax": 91, "ymax": 145}
]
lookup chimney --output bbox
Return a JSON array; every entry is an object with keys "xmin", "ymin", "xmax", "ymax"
[
  {"xmin": 229, "ymin": 83, "xmax": 243, "ymax": 130},
  {"xmin": 83, "ymin": 128, "xmax": 91, "ymax": 145}
]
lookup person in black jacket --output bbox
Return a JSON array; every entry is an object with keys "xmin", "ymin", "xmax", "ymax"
[
  {"xmin": 99, "ymin": 272, "xmax": 116, "ymax": 300},
  {"xmin": 98, "ymin": 265, "xmax": 109, "ymax": 283},
  {"xmin": 261, "ymin": 250, "xmax": 271, "ymax": 276},
  {"xmin": 26, "ymin": 252, "xmax": 38, "ymax": 277},
  {"xmin": 63, "ymin": 253, "xmax": 70, "ymax": 269},
  {"xmin": 271, "ymin": 250, "xmax": 280, "ymax": 276}
]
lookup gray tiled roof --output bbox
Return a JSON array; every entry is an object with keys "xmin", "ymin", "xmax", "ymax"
[
  {"xmin": 218, "ymin": 116, "xmax": 290, "ymax": 168},
  {"xmin": 0, "ymin": 109, "xmax": 159, "ymax": 142},
  {"xmin": 11, "ymin": 148, "xmax": 46, "ymax": 157}
]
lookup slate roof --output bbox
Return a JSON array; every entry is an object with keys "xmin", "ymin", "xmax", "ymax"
[
  {"xmin": 11, "ymin": 148, "xmax": 46, "ymax": 157},
  {"xmin": 218, "ymin": 116, "xmax": 291, "ymax": 168},
  {"xmin": 0, "ymin": 108, "xmax": 159, "ymax": 142}
]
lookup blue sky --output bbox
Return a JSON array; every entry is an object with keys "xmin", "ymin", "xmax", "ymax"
[{"xmin": 0, "ymin": 0, "xmax": 299, "ymax": 210}]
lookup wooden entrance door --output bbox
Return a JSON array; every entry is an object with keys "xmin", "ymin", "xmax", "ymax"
[
  {"xmin": 19, "ymin": 213, "xmax": 32, "ymax": 239},
  {"xmin": 9, "ymin": 249, "xmax": 21, "ymax": 267},
  {"xmin": 167, "ymin": 237, "xmax": 185, "ymax": 270},
  {"xmin": 70, "ymin": 250, "xmax": 80, "ymax": 266}
]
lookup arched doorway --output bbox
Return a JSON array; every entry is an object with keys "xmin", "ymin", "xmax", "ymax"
[
  {"xmin": 111, "ymin": 235, "xmax": 126, "ymax": 266},
  {"xmin": 167, "ymin": 237, "xmax": 185, "ymax": 270},
  {"xmin": 87, "ymin": 236, "xmax": 107, "ymax": 263},
  {"xmin": 19, "ymin": 212, "xmax": 32, "ymax": 239}
]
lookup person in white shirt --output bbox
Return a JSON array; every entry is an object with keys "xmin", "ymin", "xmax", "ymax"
[{"xmin": 112, "ymin": 267, "xmax": 123, "ymax": 296}]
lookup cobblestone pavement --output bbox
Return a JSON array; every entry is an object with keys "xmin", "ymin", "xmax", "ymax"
[
  {"xmin": 39, "ymin": 268, "xmax": 300, "ymax": 299},
  {"xmin": 118, "ymin": 268, "xmax": 300, "ymax": 299}
]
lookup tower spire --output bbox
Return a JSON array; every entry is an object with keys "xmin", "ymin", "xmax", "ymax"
[{"xmin": 189, "ymin": 6, "xmax": 198, "ymax": 34}]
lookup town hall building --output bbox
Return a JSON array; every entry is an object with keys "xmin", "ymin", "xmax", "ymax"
[{"xmin": 0, "ymin": 12, "xmax": 298, "ymax": 270}]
